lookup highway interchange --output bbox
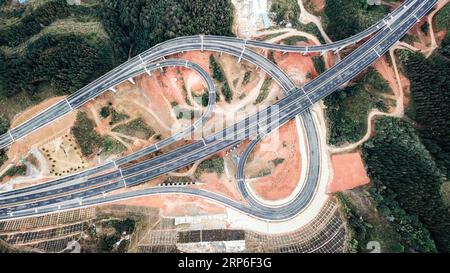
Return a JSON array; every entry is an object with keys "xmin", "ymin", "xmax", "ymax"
[
  {"xmin": 0, "ymin": 0, "xmax": 416, "ymax": 150},
  {"xmin": 0, "ymin": 0, "xmax": 437, "ymax": 222}
]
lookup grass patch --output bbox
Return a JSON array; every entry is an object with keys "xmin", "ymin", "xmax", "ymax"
[
  {"xmin": 100, "ymin": 106, "xmax": 110, "ymax": 119},
  {"xmin": 0, "ymin": 149, "xmax": 7, "ymax": 168},
  {"xmin": 222, "ymin": 82, "xmax": 233, "ymax": 103},
  {"xmin": 209, "ymin": 55, "xmax": 224, "ymax": 82},
  {"xmin": 255, "ymin": 169, "xmax": 272, "ymax": 178},
  {"xmin": 242, "ymin": 71, "xmax": 251, "ymax": 86},
  {"xmin": 97, "ymin": 234, "xmax": 120, "ymax": 253},
  {"xmin": 102, "ymin": 136, "xmax": 125, "ymax": 155},
  {"xmin": 97, "ymin": 218, "xmax": 135, "ymax": 253},
  {"xmin": 194, "ymin": 157, "xmax": 224, "ymax": 178},
  {"xmin": 72, "ymin": 111, "xmax": 103, "ymax": 157},
  {"xmin": 254, "ymin": 78, "xmax": 272, "ymax": 105},
  {"xmin": 110, "ymin": 109, "xmax": 129, "ymax": 125},
  {"xmin": 325, "ymin": 68, "xmax": 391, "ymax": 145},
  {"xmin": 0, "ymin": 164, "xmax": 26, "ymax": 180},
  {"xmin": 272, "ymin": 158, "xmax": 285, "ymax": 167},
  {"xmin": 282, "ymin": 36, "xmax": 308, "ymax": 45},
  {"xmin": 162, "ymin": 176, "xmax": 192, "ymax": 185},
  {"xmin": 112, "ymin": 118, "xmax": 154, "ymax": 140},
  {"xmin": 312, "ymin": 56, "xmax": 326, "ymax": 75}
]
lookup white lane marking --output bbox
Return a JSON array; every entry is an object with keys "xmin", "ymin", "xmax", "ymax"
[
  {"xmin": 139, "ymin": 55, "xmax": 152, "ymax": 75},
  {"xmin": 65, "ymin": 98, "xmax": 74, "ymax": 111},
  {"xmin": 200, "ymin": 35, "xmax": 204, "ymax": 51},
  {"xmin": 117, "ymin": 166, "xmax": 126, "ymax": 187},
  {"xmin": 373, "ymin": 48, "xmax": 381, "ymax": 57},
  {"xmin": 202, "ymin": 138, "xmax": 206, "ymax": 146},
  {"xmin": 185, "ymin": 60, "xmax": 188, "ymax": 68},
  {"xmin": 138, "ymin": 54, "xmax": 145, "ymax": 65},
  {"xmin": 237, "ymin": 40, "xmax": 247, "ymax": 63},
  {"xmin": 8, "ymin": 131, "xmax": 15, "ymax": 141},
  {"xmin": 301, "ymin": 86, "xmax": 314, "ymax": 105},
  {"xmin": 306, "ymin": 94, "xmax": 314, "ymax": 105}
]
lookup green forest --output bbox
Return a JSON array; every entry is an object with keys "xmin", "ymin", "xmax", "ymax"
[
  {"xmin": 0, "ymin": 0, "xmax": 114, "ymax": 113},
  {"xmin": 348, "ymin": 32, "xmax": 450, "ymax": 253},
  {"xmin": 320, "ymin": 1, "xmax": 450, "ymax": 252},
  {"xmin": 323, "ymin": 0, "xmax": 387, "ymax": 41},
  {"xmin": 99, "ymin": 0, "xmax": 234, "ymax": 62},
  {"xmin": 363, "ymin": 117, "xmax": 450, "ymax": 252},
  {"xmin": 400, "ymin": 48, "xmax": 450, "ymax": 178},
  {"xmin": 0, "ymin": 0, "xmax": 234, "ymax": 113}
]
